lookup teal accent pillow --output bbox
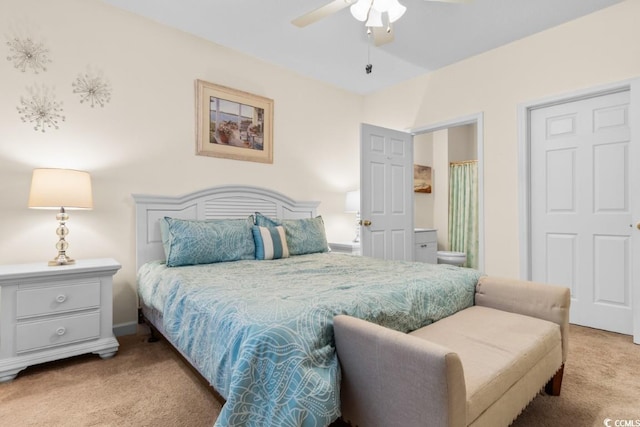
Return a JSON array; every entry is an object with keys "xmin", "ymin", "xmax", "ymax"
[
  {"xmin": 160, "ymin": 216, "xmax": 255, "ymax": 267},
  {"xmin": 255, "ymin": 212, "xmax": 279, "ymax": 228},
  {"xmin": 252, "ymin": 225, "xmax": 289, "ymax": 260},
  {"xmin": 282, "ymin": 216, "xmax": 329, "ymax": 255},
  {"xmin": 255, "ymin": 212, "xmax": 329, "ymax": 256}
]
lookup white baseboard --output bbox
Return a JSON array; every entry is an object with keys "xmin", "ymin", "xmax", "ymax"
[{"xmin": 113, "ymin": 321, "xmax": 138, "ymax": 337}]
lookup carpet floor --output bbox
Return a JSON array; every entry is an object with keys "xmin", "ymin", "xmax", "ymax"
[{"xmin": 0, "ymin": 324, "xmax": 638, "ymax": 426}]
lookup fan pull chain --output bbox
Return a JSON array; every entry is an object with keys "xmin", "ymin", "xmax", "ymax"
[{"xmin": 365, "ymin": 28, "xmax": 373, "ymax": 74}]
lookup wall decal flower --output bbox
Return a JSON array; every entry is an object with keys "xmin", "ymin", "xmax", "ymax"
[
  {"xmin": 72, "ymin": 70, "xmax": 111, "ymax": 108},
  {"xmin": 6, "ymin": 37, "xmax": 51, "ymax": 74},
  {"xmin": 17, "ymin": 85, "xmax": 65, "ymax": 132}
]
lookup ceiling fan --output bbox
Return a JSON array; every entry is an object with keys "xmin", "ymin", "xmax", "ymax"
[{"xmin": 292, "ymin": 0, "xmax": 472, "ymax": 47}]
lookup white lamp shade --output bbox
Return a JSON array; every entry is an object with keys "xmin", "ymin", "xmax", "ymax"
[
  {"xmin": 345, "ymin": 190, "xmax": 360, "ymax": 213},
  {"xmin": 365, "ymin": 8, "xmax": 383, "ymax": 27},
  {"xmin": 372, "ymin": 0, "xmax": 392, "ymax": 11},
  {"xmin": 351, "ymin": 0, "xmax": 406, "ymax": 27},
  {"xmin": 28, "ymin": 168, "xmax": 93, "ymax": 210},
  {"xmin": 387, "ymin": 0, "xmax": 406, "ymax": 22},
  {"xmin": 350, "ymin": 0, "xmax": 371, "ymax": 21}
]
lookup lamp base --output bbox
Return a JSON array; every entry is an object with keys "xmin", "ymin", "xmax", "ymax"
[
  {"xmin": 49, "ymin": 208, "xmax": 75, "ymax": 266},
  {"xmin": 49, "ymin": 253, "xmax": 75, "ymax": 266}
]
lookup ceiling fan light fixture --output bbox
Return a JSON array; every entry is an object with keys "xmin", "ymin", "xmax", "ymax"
[
  {"xmin": 386, "ymin": 0, "xmax": 406, "ymax": 23},
  {"xmin": 365, "ymin": 7, "xmax": 383, "ymax": 27},
  {"xmin": 350, "ymin": 0, "xmax": 371, "ymax": 21},
  {"xmin": 372, "ymin": 0, "xmax": 391, "ymax": 11}
]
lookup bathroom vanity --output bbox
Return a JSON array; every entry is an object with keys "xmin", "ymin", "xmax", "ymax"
[{"xmin": 414, "ymin": 229, "xmax": 437, "ymax": 264}]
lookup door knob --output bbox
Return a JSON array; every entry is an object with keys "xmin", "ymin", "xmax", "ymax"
[
  {"xmin": 637, "ymin": 223, "xmax": 640, "ymax": 230},
  {"xmin": 359, "ymin": 219, "xmax": 372, "ymax": 226}
]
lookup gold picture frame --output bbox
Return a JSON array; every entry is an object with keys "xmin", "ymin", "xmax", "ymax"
[{"xmin": 196, "ymin": 79, "xmax": 274, "ymax": 163}]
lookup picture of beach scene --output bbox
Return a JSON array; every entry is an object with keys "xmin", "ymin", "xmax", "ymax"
[
  {"xmin": 414, "ymin": 164, "xmax": 432, "ymax": 193},
  {"xmin": 209, "ymin": 97, "xmax": 264, "ymax": 151},
  {"xmin": 196, "ymin": 79, "xmax": 273, "ymax": 163}
]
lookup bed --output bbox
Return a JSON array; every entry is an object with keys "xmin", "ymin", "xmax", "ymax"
[{"xmin": 133, "ymin": 185, "xmax": 483, "ymax": 427}]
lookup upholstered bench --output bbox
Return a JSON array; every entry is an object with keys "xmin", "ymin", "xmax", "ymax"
[{"xmin": 334, "ymin": 276, "xmax": 570, "ymax": 427}]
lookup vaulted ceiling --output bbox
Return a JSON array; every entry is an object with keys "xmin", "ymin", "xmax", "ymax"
[{"xmin": 101, "ymin": 0, "xmax": 623, "ymax": 94}]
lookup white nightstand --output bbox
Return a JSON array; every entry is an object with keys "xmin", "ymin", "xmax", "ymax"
[
  {"xmin": 330, "ymin": 242, "xmax": 361, "ymax": 255},
  {"xmin": 0, "ymin": 258, "xmax": 121, "ymax": 382}
]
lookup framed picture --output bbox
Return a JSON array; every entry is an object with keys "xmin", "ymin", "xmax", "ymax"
[
  {"xmin": 414, "ymin": 164, "xmax": 432, "ymax": 193},
  {"xmin": 195, "ymin": 79, "xmax": 274, "ymax": 163}
]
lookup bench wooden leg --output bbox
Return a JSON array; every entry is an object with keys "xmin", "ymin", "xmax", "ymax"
[{"xmin": 545, "ymin": 364, "xmax": 564, "ymax": 396}]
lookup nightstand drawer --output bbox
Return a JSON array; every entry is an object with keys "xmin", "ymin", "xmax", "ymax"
[
  {"xmin": 16, "ymin": 280, "xmax": 101, "ymax": 319},
  {"xmin": 16, "ymin": 312, "xmax": 101, "ymax": 353}
]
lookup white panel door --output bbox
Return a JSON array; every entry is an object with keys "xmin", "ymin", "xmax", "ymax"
[
  {"xmin": 531, "ymin": 90, "xmax": 634, "ymax": 334},
  {"xmin": 360, "ymin": 124, "xmax": 414, "ymax": 260}
]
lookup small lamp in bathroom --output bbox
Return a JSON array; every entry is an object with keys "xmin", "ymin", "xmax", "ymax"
[{"xmin": 28, "ymin": 168, "xmax": 93, "ymax": 266}]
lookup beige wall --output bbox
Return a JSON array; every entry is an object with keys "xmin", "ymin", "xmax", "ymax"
[
  {"xmin": 413, "ymin": 133, "xmax": 433, "ymax": 229},
  {"xmin": 432, "ymin": 130, "xmax": 450, "ymax": 250},
  {"xmin": 2, "ymin": 0, "xmax": 639, "ymax": 329},
  {"xmin": 364, "ymin": 0, "xmax": 640, "ymax": 277},
  {"xmin": 0, "ymin": 0, "xmax": 363, "ymax": 329},
  {"xmin": 448, "ymin": 124, "xmax": 477, "ymax": 163}
]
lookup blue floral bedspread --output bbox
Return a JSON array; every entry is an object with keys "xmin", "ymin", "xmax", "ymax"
[{"xmin": 137, "ymin": 253, "xmax": 483, "ymax": 427}]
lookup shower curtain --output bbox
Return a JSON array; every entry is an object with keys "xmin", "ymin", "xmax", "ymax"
[{"xmin": 448, "ymin": 160, "xmax": 479, "ymax": 268}]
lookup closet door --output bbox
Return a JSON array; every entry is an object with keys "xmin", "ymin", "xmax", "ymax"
[{"xmin": 530, "ymin": 90, "xmax": 634, "ymax": 335}]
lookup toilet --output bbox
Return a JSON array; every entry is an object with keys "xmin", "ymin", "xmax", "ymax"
[{"xmin": 437, "ymin": 251, "xmax": 467, "ymax": 267}]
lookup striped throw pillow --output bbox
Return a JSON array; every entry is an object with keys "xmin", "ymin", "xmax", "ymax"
[{"xmin": 252, "ymin": 225, "xmax": 289, "ymax": 260}]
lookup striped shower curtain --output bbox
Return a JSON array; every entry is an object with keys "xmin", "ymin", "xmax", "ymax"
[{"xmin": 448, "ymin": 161, "xmax": 479, "ymax": 268}]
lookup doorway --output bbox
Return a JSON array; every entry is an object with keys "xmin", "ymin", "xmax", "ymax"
[
  {"xmin": 410, "ymin": 113, "xmax": 485, "ymax": 271},
  {"xmin": 414, "ymin": 123, "xmax": 478, "ymax": 267}
]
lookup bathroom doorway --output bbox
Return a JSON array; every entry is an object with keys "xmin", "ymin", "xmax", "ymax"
[{"xmin": 410, "ymin": 113, "xmax": 484, "ymax": 271}]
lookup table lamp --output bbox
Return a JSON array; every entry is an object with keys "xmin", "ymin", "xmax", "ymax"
[
  {"xmin": 28, "ymin": 168, "xmax": 93, "ymax": 266},
  {"xmin": 345, "ymin": 190, "xmax": 360, "ymax": 243}
]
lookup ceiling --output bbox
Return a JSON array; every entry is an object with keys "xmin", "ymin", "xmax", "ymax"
[{"xmin": 100, "ymin": 0, "xmax": 623, "ymax": 95}]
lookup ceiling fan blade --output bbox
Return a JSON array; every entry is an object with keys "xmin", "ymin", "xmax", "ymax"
[
  {"xmin": 372, "ymin": 27, "xmax": 394, "ymax": 47},
  {"xmin": 292, "ymin": 0, "xmax": 353, "ymax": 28}
]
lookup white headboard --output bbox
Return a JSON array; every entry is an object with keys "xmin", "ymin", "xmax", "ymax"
[{"xmin": 132, "ymin": 185, "xmax": 320, "ymax": 270}]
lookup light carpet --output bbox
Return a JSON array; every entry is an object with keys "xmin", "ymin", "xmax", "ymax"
[{"xmin": 0, "ymin": 324, "xmax": 638, "ymax": 426}]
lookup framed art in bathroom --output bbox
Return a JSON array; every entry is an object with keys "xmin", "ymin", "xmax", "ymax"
[
  {"xmin": 414, "ymin": 164, "xmax": 432, "ymax": 193},
  {"xmin": 195, "ymin": 79, "xmax": 274, "ymax": 164}
]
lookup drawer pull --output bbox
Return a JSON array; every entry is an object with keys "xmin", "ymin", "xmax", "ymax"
[
  {"xmin": 55, "ymin": 294, "xmax": 67, "ymax": 303},
  {"xmin": 56, "ymin": 327, "xmax": 66, "ymax": 336}
]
